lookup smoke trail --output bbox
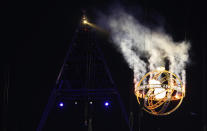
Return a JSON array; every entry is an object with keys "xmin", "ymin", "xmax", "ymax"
[{"xmin": 98, "ymin": 8, "xmax": 190, "ymax": 82}]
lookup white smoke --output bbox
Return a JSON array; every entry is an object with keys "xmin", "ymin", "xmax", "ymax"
[{"xmin": 99, "ymin": 9, "xmax": 190, "ymax": 82}]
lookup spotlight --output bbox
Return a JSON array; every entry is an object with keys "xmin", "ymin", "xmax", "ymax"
[
  {"xmin": 59, "ymin": 102, "xmax": 64, "ymax": 107},
  {"xmin": 104, "ymin": 101, "xmax": 109, "ymax": 107},
  {"xmin": 82, "ymin": 15, "xmax": 88, "ymax": 25},
  {"xmin": 75, "ymin": 101, "xmax": 78, "ymax": 105},
  {"xmin": 89, "ymin": 101, "xmax": 93, "ymax": 105},
  {"xmin": 83, "ymin": 20, "xmax": 88, "ymax": 24}
]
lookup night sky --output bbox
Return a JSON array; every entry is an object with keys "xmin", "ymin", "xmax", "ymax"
[{"xmin": 1, "ymin": 0, "xmax": 206, "ymax": 131}]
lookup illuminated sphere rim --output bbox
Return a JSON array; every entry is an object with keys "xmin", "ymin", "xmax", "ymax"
[{"xmin": 135, "ymin": 70, "xmax": 185, "ymax": 115}]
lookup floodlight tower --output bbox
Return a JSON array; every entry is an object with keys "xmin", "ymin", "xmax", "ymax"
[{"xmin": 36, "ymin": 14, "xmax": 129, "ymax": 131}]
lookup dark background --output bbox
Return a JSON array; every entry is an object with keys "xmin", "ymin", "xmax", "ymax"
[{"xmin": 1, "ymin": 0, "xmax": 206, "ymax": 130}]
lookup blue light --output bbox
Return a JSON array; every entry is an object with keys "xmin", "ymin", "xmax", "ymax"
[
  {"xmin": 104, "ymin": 102, "xmax": 109, "ymax": 107},
  {"xmin": 59, "ymin": 102, "xmax": 64, "ymax": 107}
]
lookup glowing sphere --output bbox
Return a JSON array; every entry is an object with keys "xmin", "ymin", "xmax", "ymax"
[
  {"xmin": 154, "ymin": 87, "xmax": 166, "ymax": 100},
  {"xmin": 148, "ymin": 79, "xmax": 166, "ymax": 99},
  {"xmin": 134, "ymin": 69, "xmax": 185, "ymax": 115}
]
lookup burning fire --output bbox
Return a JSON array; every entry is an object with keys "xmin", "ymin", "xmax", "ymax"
[
  {"xmin": 149, "ymin": 79, "xmax": 166, "ymax": 100},
  {"xmin": 134, "ymin": 69, "xmax": 185, "ymax": 115}
]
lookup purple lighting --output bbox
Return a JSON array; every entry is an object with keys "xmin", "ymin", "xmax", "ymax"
[
  {"xmin": 59, "ymin": 102, "xmax": 64, "ymax": 107},
  {"xmin": 104, "ymin": 102, "xmax": 109, "ymax": 107}
]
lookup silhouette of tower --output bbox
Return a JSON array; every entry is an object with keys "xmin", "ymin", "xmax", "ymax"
[{"xmin": 37, "ymin": 14, "xmax": 129, "ymax": 131}]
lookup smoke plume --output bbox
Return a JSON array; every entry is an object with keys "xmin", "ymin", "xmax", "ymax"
[{"xmin": 98, "ymin": 8, "xmax": 190, "ymax": 83}]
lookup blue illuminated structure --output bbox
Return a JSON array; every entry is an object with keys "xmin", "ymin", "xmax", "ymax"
[{"xmin": 36, "ymin": 14, "xmax": 129, "ymax": 131}]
